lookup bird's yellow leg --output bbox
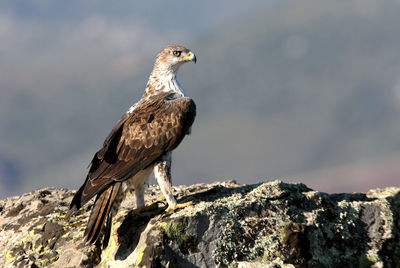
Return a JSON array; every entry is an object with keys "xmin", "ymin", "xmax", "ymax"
[
  {"xmin": 164, "ymin": 199, "xmax": 194, "ymax": 214},
  {"xmin": 153, "ymin": 156, "xmax": 194, "ymax": 214},
  {"xmin": 131, "ymin": 202, "xmax": 161, "ymax": 214}
]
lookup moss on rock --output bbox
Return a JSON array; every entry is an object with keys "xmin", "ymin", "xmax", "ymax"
[{"xmin": 1, "ymin": 180, "xmax": 399, "ymax": 267}]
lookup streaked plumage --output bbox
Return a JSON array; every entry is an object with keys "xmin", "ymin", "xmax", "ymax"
[{"xmin": 68, "ymin": 45, "xmax": 196, "ymax": 247}]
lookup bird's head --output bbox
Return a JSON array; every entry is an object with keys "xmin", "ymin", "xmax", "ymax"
[{"xmin": 154, "ymin": 45, "xmax": 197, "ymax": 72}]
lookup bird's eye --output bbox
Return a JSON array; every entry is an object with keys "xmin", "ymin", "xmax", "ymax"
[{"xmin": 173, "ymin": 51, "xmax": 182, "ymax": 57}]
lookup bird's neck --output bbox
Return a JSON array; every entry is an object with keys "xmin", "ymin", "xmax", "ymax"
[{"xmin": 142, "ymin": 67, "xmax": 185, "ymax": 99}]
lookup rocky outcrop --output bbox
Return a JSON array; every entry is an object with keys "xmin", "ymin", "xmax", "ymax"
[{"xmin": 0, "ymin": 180, "xmax": 399, "ymax": 267}]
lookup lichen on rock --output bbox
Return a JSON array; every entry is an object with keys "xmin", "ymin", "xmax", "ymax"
[{"xmin": 0, "ymin": 180, "xmax": 399, "ymax": 267}]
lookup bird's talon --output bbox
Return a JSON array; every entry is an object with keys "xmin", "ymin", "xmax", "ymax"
[
  {"xmin": 164, "ymin": 200, "xmax": 194, "ymax": 214},
  {"xmin": 132, "ymin": 202, "xmax": 160, "ymax": 214}
]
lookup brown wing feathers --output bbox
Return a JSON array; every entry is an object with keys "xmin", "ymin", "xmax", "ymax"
[{"xmin": 69, "ymin": 93, "xmax": 196, "ymax": 246}]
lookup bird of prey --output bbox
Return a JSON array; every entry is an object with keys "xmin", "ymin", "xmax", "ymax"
[{"xmin": 68, "ymin": 45, "xmax": 197, "ymax": 248}]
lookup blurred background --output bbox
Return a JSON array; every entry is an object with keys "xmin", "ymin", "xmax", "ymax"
[{"xmin": 1, "ymin": 0, "xmax": 400, "ymax": 199}]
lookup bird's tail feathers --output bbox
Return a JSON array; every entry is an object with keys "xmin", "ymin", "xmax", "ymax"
[
  {"xmin": 84, "ymin": 182, "xmax": 121, "ymax": 247},
  {"xmin": 102, "ymin": 213, "xmax": 113, "ymax": 249}
]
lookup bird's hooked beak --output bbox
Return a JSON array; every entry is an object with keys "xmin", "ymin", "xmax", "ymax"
[{"xmin": 181, "ymin": 51, "xmax": 197, "ymax": 64}]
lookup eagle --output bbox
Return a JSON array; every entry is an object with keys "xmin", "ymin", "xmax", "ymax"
[{"xmin": 68, "ymin": 45, "xmax": 197, "ymax": 248}]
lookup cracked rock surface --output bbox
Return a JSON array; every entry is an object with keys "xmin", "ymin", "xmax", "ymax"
[{"xmin": 0, "ymin": 180, "xmax": 399, "ymax": 267}]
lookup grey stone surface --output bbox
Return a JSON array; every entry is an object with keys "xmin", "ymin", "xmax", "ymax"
[{"xmin": 0, "ymin": 180, "xmax": 399, "ymax": 267}]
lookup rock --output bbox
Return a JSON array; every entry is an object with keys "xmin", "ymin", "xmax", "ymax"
[{"xmin": 0, "ymin": 180, "xmax": 399, "ymax": 267}]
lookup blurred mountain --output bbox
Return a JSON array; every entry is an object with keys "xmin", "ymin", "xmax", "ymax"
[{"xmin": 1, "ymin": 0, "xmax": 400, "ymax": 198}]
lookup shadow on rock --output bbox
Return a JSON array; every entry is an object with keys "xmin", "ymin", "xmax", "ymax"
[
  {"xmin": 115, "ymin": 206, "xmax": 164, "ymax": 260},
  {"xmin": 114, "ymin": 183, "xmax": 259, "ymax": 260}
]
